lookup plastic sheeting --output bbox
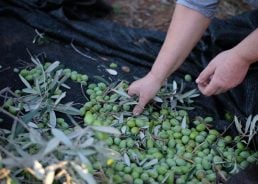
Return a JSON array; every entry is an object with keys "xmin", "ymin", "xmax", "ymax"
[{"xmin": 0, "ymin": 1, "xmax": 258, "ymax": 182}]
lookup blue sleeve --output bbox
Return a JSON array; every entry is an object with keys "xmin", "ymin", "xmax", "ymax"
[
  {"xmin": 245, "ymin": 0, "xmax": 258, "ymax": 8},
  {"xmin": 176, "ymin": 0, "xmax": 220, "ymax": 18}
]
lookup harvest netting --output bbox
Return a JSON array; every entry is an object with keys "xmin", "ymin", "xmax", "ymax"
[{"xmin": 1, "ymin": 0, "xmax": 258, "ymax": 184}]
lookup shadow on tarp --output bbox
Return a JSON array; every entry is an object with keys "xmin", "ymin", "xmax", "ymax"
[{"xmin": 0, "ymin": 1, "xmax": 258, "ymax": 183}]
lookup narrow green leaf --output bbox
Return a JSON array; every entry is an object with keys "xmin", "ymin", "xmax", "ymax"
[
  {"xmin": 234, "ymin": 116, "xmax": 243, "ymax": 134},
  {"xmin": 153, "ymin": 96, "xmax": 163, "ymax": 103},
  {"xmin": 49, "ymin": 110, "xmax": 56, "ymax": 128},
  {"xmin": 71, "ymin": 162, "xmax": 96, "ymax": 184},
  {"xmin": 78, "ymin": 152, "xmax": 91, "ymax": 165},
  {"xmin": 112, "ymin": 89, "xmax": 131, "ymax": 98},
  {"xmin": 45, "ymin": 61, "xmax": 60, "ymax": 73},
  {"xmin": 181, "ymin": 115, "xmax": 187, "ymax": 129},
  {"xmin": 124, "ymin": 153, "xmax": 131, "ymax": 166},
  {"xmin": 52, "ymin": 128, "xmax": 72, "ymax": 147},
  {"xmin": 106, "ymin": 68, "xmax": 117, "ymax": 75},
  {"xmin": 22, "ymin": 110, "xmax": 39, "ymax": 123},
  {"xmin": 143, "ymin": 158, "xmax": 158, "ymax": 169},
  {"xmin": 29, "ymin": 128, "xmax": 44, "ymax": 144},
  {"xmin": 54, "ymin": 92, "xmax": 66, "ymax": 105},
  {"xmin": 19, "ymin": 74, "xmax": 32, "ymax": 89},
  {"xmin": 22, "ymin": 88, "xmax": 39, "ymax": 95},
  {"xmin": 181, "ymin": 89, "xmax": 198, "ymax": 99},
  {"xmin": 80, "ymin": 138, "xmax": 94, "ymax": 148},
  {"xmin": 93, "ymin": 75, "xmax": 110, "ymax": 85},
  {"xmin": 43, "ymin": 137, "xmax": 60, "ymax": 155},
  {"xmin": 91, "ymin": 126, "xmax": 121, "ymax": 136},
  {"xmin": 245, "ymin": 115, "xmax": 252, "ymax": 134},
  {"xmin": 54, "ymin": 104, "xmax": 80, "ymax": 115}
]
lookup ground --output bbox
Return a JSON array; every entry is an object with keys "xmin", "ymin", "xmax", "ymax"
[{"xmin": 105, "ymin": 0, "xmax": 251, "ymax": 32}]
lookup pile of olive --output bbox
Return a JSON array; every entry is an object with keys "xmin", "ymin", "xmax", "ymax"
[{"xmin": 81, "ymin": 81, "xmax": 258, "ymax": 184}]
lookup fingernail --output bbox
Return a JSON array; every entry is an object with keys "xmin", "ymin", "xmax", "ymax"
[
  {"xmin": 133, "ymin": 109, "xmax": 139, "ymax": 116},
  {"xmin": 133, "ymin": 110, "xmax": 140, "ymax": 116},
  {"xmin": 134, "ymin": 112, "xmax": 139, "ymax": 116},
  {"xmin": 195, "ymin": 78, "xmax": 200, "ymax": 83}
]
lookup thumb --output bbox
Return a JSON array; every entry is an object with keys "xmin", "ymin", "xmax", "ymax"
[
  {"xmin": 196, "ymin": 64, "xmax": 216, "ymax": 84},
  {"xmin": 133, "ymin": 95, "xmax": 149, "ymax": 116},
  {"xmin": 128, "ymin": 85, "xmax": 138, "ymax": 96}
]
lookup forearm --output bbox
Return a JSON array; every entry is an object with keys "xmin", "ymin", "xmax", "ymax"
[
  {"xmin": 150, "ymin": 4, "xmax": 211, "ymax": 83},
  {"xmin": 232, "ymin": 28, "xmax": 258, "ymax": 65}
]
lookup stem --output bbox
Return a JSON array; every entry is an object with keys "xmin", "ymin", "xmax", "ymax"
[{"xmin": 0, "ymin": 107, "xmax": 29, "ymax": 131}]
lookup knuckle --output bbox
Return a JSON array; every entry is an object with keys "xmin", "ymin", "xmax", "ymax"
[{"xmin": 139, "ymin": 95, "xmax": 149, "ymax": 105}]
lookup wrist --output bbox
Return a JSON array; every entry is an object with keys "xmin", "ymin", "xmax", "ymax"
[
  {"xmin": 148, "ymin": 70, "xmax": 166, "ymax": 87},
  {"xmin": 231, "ymin": 29, "xmax": 258, "ymax": 65},
  {"xmin": 231, "ymin": 47, "xmax": 255, "ymax": 66}
]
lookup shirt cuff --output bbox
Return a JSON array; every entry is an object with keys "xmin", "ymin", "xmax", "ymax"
[{"xmin": 176, "ymin": 0, "xmax": 219, "ymax": 18}]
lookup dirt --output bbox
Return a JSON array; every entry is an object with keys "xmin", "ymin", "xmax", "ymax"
[{"xmin": 105, "ymin": 0, "xmax": 251, "ymax": 32}]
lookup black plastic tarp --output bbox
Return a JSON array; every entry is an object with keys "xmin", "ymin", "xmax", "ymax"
[{"xmin": 0, "ymin": 1, "xmax": 258, "ymax": 183}]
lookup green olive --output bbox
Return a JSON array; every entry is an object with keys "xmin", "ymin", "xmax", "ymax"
[
  {"xmin": 109, "ymin": 63, "xmax": 118, "ymax": 68},
  {"xmin": 176, "ymin": 158, "xmax": 186, "ymax": 166},
  {"xmin": 84, "ymin": 111, "xmax": 95, "ymax": 125},
  {"xmin": 146, "ymin": 139, "xmax": 154, "ymax": 148},
  {"xmin": 196, "ymin": 123, "xmax": 206, "ymax": 132},
  {"xmin": 195, "ymin": 135, "xmax": 205, "ymax": 143},
  {"xmin": 162, "ymin": 120, "xmax": 171, "ymax": 130},
  {"xmin": 182, "ymin": 135, "xmax": 189, "ymax": 144}
]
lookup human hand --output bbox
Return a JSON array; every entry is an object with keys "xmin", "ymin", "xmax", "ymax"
[
  {"xmin": 128, "ymin": 72, "xmax": 163, "ymax": 115},
  {"xmin": 196, "ymin": 49, "xmax": 251, "ymax": 96}
]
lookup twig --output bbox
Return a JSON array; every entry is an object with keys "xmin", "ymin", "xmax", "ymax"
[
  {"xmin": 0, "ymin": 107, "xmax": 29, "ymax": 131},
  {"xmin": 80, "ymin": 84, "xmax": 89, "ymax": 101},
  {"xmin": 0, "ymin": 66, "xmax": 11, "ymax": 73},
  {"xmin": 192, "ymin": 141, "xmax": 206, "ymax": 154},
  {"xmin": 178, "ymin": 155, "xmax": 195, "ymax": 164},
  {"xmin": 0, "ymin": 87, "xmax": 18, "ymax": 98},
  {"xmin": 70, "ymin": 42, "xmax": 96, "ymax": 61}
]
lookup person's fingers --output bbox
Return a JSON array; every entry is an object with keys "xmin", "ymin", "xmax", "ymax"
[
  {"xmin": 127, "ymin": 85, "xmax": 138, "ymax": 96},
  {"xmin": 133, "ymin": 95, "xmax": 149, "ymax": 116},
  {"xmin": 198, "ymin": 79, "xmax": 219, "ymax": 96},
  {"xmin": 196, "ymin": 65, "xmax": 216, "ymax": 84}
]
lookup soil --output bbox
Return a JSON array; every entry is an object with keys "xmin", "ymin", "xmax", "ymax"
[{"xmin": 105, "ymin": 0, "xmax": 251, "ymax": 32}]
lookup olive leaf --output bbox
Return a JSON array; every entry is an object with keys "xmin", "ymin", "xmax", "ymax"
[
  {"xmin": 54, "ymin": 92, "xmax": 66, "ymax": 105},
  {"xmin": 49, "ymin": 110, "xmax": 56, "ymax": 128},
  {"xmin": 106, "ymin": 68, "xmax": 118, "ymax": 75},
  {"xmin": 181, "ymin": 115, "xmax": 187, "ymax": 129},
  {"xmin": 51, "ymin": 128, "xmax": 73, "ymax": 147},
  {"xmin": 111, "ymin": 88, "xmax": 131, "ymax": 99},
  {"xmin": 123, "ymin": 153, "xmax": 131, "ymax": 166},
  {"xmin": 22, "ymin": 88, "xmax": 39, "ymax": 95},
  {"xmin": 43, "ymin": 137, "xmax": 60, "ymax": 156},
  {"xmin": 29, "ymin": 128, "xmax": 44, "ymax": 145},
  {"xmin": 121, "ymin": 126, "xmax": 127, "ymax": 134},
  {"xmin": 80, "ymin": 138, "xmax": 94, "ymax": 148},
  {"xmin": 45, "ymin": 61, "xmax": 60, "ymax": 73},
  {"xmin": 153, "ymin": 96, "xmax": 163, "ymax": 103},
  {"xmin": 91, "ymin": 126, "xmax": 121, "ymax": 136},
  {"xmin": 142, "ymin": 158, "xmax": 158, "ymax": 169},
  {"xmin": 234, "ymin": 116, "xmax": 243, "ymax": 134},
  {"xmin": 19, "ymin": 75, "xmax": 32, "ymax": 89},
  {"xmin": 70, "ymin": 162, "xmax": 96, "ymax": 184},
  {"xmin": 93, "ymin": 75, "xmax": 110, "ymax": 85}
]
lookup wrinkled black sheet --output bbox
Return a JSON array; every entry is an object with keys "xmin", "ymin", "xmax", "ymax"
[
  {"xmin": 0, "ymin": 1, "xmax": 258, "ymax": 182},
  {"xmin": 1, "ymin": 0, "xmax": 258, "ymax": 130}
]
